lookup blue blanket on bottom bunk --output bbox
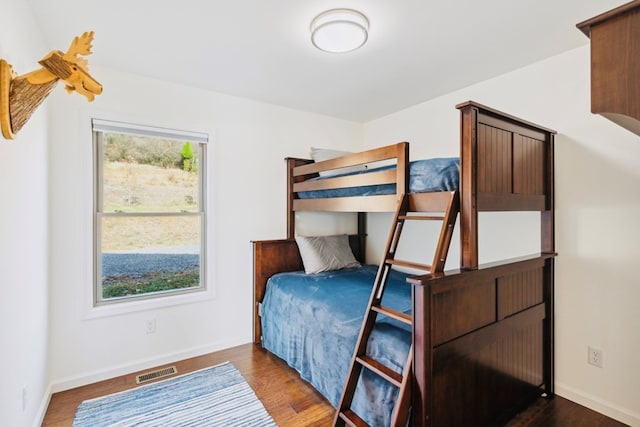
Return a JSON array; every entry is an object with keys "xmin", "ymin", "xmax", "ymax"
[
  {"xmin": 298, "ymin": 157, "xmax": 459, "ymax": 198},
  {"xmin": 260, "ymin": 265, "xmax": 412, "ymax": 426}
]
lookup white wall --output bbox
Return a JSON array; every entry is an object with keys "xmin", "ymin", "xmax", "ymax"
[
  {"xmin": 363, "ymin": 46, "xmax": 640, "ymax": 425},
  {"xmin": 0, "ymin": 1, "xmax": 50, "ymax": 426},
  {"xmin": 46, "ymin": 66, "xmax": 362, "ymax": 391},
  {"xmin": 4, "ymin": 5, "xmax": 638, "ymax": 426}
]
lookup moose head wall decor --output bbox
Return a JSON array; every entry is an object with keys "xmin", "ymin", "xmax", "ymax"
[{"xmin": 0, "ymin": 31, "xmax": 103, "ymax": 139}]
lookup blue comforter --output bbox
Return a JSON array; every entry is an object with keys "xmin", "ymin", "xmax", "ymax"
[
  {"xmin": 261, "ymin": 265, "xmax": 412, "ymax": 426},
  {"xmin": 298, "ymin": 157, "xmax": 459, "ymax": 198}
]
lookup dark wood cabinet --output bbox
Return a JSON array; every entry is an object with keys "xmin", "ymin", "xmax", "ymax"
[{"xmin": 577, "ymin": 0, "xmax": 640, "ymax": 137}]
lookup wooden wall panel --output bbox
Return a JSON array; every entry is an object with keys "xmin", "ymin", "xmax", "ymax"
[
  {"xmin": 513, "ymin": 135, "xmax": 545, "ymax": 196},
  {"xmin": 432, "ymin": 309, "xmax": 545, "ymax": 425},
  {"xmin": 432, "ymin": 280, "xmax": 496, "ymax": 346},
  {"xmin": 477, "ymin": 123, "xmax": 512, "ymax": 194},
  {"xmin": 498, "ymin": 267, "xmax": 544, "ymax": 319},
  {"xmin": 253, "ymin": 239, "xmax": 304, "ymax": 343}
]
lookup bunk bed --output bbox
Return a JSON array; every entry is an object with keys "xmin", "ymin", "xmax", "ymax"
[{"xmin": 252, "ymin": 101, "xmax": 556, "ymax": 426}]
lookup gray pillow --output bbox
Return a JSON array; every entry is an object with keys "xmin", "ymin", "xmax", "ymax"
[{"xmin": 295, "ymin": 234, "xmax": 361, "ymax": 274}]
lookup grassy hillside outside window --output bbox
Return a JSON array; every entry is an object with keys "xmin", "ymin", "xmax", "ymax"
[{"xmin": 93, "ymin": 120, "xmax": 207, "ymax": 305}]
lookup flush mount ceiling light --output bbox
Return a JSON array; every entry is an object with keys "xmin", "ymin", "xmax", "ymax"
[{"xmin": 310, "ymin": 8, "xmax": 369, "ymax": 53}]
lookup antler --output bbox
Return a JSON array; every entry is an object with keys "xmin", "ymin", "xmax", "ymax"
[{"xmin": 62, "ymin": 31, "xmax": 95, "ymax": 69}]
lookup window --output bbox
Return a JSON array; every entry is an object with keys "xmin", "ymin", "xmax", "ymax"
[{"xmin": 93, "ymin": 119, "xmax": 207, "ymax": 306}]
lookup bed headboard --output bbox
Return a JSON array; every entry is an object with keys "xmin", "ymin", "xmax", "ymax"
[
  {"xmin": 252, "ymin": 235, "xmax": 364, "ymax": 343},
  {"xmin": 457, "ymin": 101, "xmax": 556, "ymax": 269}
]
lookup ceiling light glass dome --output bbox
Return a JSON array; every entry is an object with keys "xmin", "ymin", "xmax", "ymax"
[{"xmin": 310, "ymin": 9, "xmax": 369, "ymax": 53}]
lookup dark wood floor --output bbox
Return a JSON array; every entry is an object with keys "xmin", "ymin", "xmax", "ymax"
[{"xmin": 42, "ymin": 343, "xmax": 628, "ymax": 427}]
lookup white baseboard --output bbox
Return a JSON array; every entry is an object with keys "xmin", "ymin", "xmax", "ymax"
[
  {"xmin": 33, "ymin": 383, "xmax": 52, "ymax": 427},
  {"xmin": 555, "ymin": 382, "xmax": 640, "ymax": 427},
  {"xmin": 49, "ymin": 337, "xmax": 248, "ymax": 394}
]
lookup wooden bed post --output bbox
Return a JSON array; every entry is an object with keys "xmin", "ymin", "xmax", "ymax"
[
  {"xmin": 411, "ymin": 283, "xmax": 432, "ymax": 427},
  {"xmin": 542, "ymin": 133, "xmax": 556, "ymax": 397},
  {"xmin": 286, "ymin": 158, "xmax": 297, "ymax": 239},
  {"xmin": 397, "ymin": 141, "xmax": 410, "ymax": 197},
  {"xmin": 458, "ymin": 103, "xmax": 479, "ymax": 269},
  {"xmin": 357, "ymin": 212, "xmax": 367, "ymax": 263},
  {"xmin": 541, "ymin": 134, "xmax": 555, "ymax": 255},
  {"xmin": 286, "ymin": 157, "xmax": 314, "ymax": 239}
]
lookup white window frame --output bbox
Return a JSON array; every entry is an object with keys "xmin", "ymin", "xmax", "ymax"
[{"xmin": 91, "ymin": 118, "xmax": 210, "ymax": 309}]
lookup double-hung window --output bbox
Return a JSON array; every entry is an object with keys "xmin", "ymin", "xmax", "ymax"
[{"xmin": 93, "ymin": 119, "xmax": 207, "ymax": 306}]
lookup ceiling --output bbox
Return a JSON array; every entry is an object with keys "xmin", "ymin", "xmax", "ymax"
[{"xmin": 27, "ymin": 0, "xmax": 625, "ymax": 122}]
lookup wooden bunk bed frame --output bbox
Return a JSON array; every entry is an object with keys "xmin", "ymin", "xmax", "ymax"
[{"xmin": 253, "ymin": 101, "xmax": 556, "ymax": 426}]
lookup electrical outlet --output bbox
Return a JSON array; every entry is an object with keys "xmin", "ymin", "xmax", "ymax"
[
  {"xmin": 588, "ymin": 346, "xmax": 603, "ymax": 368},
  {"xmin": 145, "ymin": 319, "xmax": 156, "ymax": 334}
]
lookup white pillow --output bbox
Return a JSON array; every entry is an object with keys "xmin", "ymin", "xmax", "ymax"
[
  {"xmin": 295, "ymin": 234, "xmax": 361, "ymax": 274},
  {"xmin": 310, "ymin": 147, "xmax": 367, "ymax": 177}
]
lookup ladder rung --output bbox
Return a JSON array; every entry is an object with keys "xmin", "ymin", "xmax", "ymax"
[
  {"xmin": 385, "ymin": 258, "xmax": 432, "ymax": 271},
  {"xmin": 399, "ymin": 214, "xmax": 444, "ymax": 221},
  {"xmin": 371, "ymin": 305, "xmax": 412, "ymax": 325},
  {"xmin": 339, "ymin": 409, "xmax": 369, "ymax": 427},
  {"xmin": 356, "ymin": 355, "xmax": 403, "ymax": 387}
]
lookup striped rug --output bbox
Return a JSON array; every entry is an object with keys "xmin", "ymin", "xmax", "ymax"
[{"xmin": 72, "ymin": 361, "xmax": 277, "ymax": 426}]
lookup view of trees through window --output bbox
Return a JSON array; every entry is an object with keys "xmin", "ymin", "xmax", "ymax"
[{"xmin": 96, "ymin": 131, "xmax": 205, "ymax": 303}]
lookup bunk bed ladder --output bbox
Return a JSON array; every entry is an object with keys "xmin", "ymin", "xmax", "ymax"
[{"xmin": 334, "ymin": 191, "xmax": 459, "ymax": 427}]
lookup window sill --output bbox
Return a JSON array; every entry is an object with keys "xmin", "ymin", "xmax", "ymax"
[{"xmin": 82, "ymin": 286, "xmax": 214, "ymax": 320}]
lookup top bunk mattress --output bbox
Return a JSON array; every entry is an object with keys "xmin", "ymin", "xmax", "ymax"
[{"xmin": 297, "ymin": 157, "xmax": 459, "ymax": 199}]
